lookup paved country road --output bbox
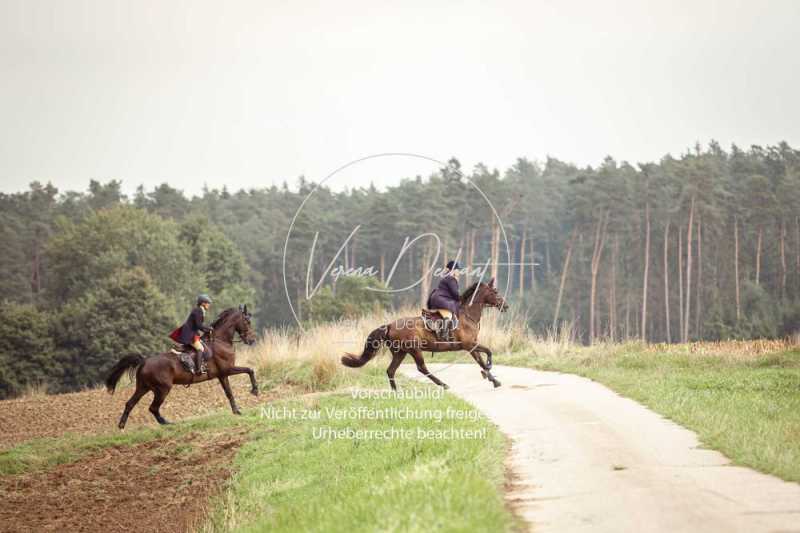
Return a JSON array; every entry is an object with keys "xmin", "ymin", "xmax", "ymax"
[{"xmin": 399, "ymin": 364, "xmax": 800, "ymax": 533}]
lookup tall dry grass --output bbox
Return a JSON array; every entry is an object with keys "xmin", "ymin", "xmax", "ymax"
[
  {"xmin": 239, "ymin": 304, "xmax": 799, "ymax": 388},
  {"xmin": 239, "ymin": 310, "xmax": 398, "ymax": 391},
  {"xmin": 238, "ymin": 306, "xmax": 580, "ymax": 388},
  {"xmin": 19, "ymin": 381, "xmax": 50, "ymax": 399}
]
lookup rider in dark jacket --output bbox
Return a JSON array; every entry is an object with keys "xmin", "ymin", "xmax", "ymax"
[
  {"xmin": 427, "ymin": 261, "xmax": 462, "ymax": 341},
  {"xmin": 177, "ymin": 294, "xmax": 213, "ymax": 375}
]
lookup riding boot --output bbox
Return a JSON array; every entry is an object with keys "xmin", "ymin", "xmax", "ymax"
[
  {"xmin": 435, "ymin": 318, "xmax": 447, "ymax": 342},
  {"xmin": 194, "ymin": 349, "xmax": 206, "ymax": 375},
  {"xmin": 200, "ymin": 346, "xmax": 209, "ymax": 374},
  {"xmin": 440, "ymin": 318, "xmax": 453, "ymax": 343}
]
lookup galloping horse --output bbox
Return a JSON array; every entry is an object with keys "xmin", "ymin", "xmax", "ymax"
[
  {"xmin": 106, "ymin": 306, "xmax": 258, "ymax": 429},
  {"xmin": 341, "ymin": 279, "xmax": 508, "ymax": 389}
]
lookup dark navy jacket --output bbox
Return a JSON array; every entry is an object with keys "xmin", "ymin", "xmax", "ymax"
[
  {"xmin": 177, "ymin": 307, "xmax": 212, "ymax": 344},
  {"xmin": 427, "ymin": 275, "xmax": 460, "ymax": 314}
]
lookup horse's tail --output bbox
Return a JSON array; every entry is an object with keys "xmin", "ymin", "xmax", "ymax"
[
  {"xmin": 341, "ymin": 325, "xmax": 389, "ymax": 368},
  {"xmin": 105, "ymin": 354, "xmax": 145, "ymax": 394}
]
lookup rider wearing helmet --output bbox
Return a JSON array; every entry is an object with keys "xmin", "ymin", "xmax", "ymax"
[
  {"xmin": 427, "ymin": 260, "xmax": 462, "ymax": 342},
  {"xmin": 176, "ymin": 294, "xmax": 213, "ymax": 375}
]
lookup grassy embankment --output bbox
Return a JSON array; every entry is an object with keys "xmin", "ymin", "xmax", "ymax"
[
  {"xmin": 200, "ymin": 317, "xmax": 515, "ymax": 532},
  {"xmin": 504, "ymin": 339, "xmax": 800, "ymax": 482}
]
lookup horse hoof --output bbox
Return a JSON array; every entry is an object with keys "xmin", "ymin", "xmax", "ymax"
[
  {"xmin": 250, "ymin": 388, "xmax": 259, "ymax": 397},
  {"xmin": 441, "ymin": 383, "xmax": 450, "ymax": 390},
  {"xmin": 492, "ymin": 380, "xmax": 502, "ymax": 388},
  {"xmin": 233, "ymin": 409, "xmax": 242, "ymax": 415},
  {"xmin": 481, "ymin": 371, "xmax": 488, "ymax": 380},
  {"xmin": 118, "ymin": 422, "xmax": 125, "ymax": 430}
]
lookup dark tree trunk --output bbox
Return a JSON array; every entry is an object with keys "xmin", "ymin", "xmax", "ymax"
[
  {"xmin": 734, "ymin": 217, "xmax": 741, "ymax": 321},
  {"xmin": 695, "ymin": 218, "xmax": 703, "ymax": 337},
  {"xmin": 664, "ymin": 219, "xmax": 671, "ymax": 343},
  {"xmin": 678, "ymin": 228, "xmax": 684, "ymax": 342},
  {"xmin": 641, "ymin": 201, "xmax": 651, "ymax": 341},
  {"xmin": 683, "ymin": 195, "xmax": 695, "ymax": 343},
  {"xmin": 755, "ymin": 226, "xmax": 763, "ymax": 286},
  {"xmin": 780, "ymin": 220, "xmax": 787, "ymax": 300},
  {"xmin": 519, "ymin": 228, "xmax": 527, "ymax": 298},
  {"xmin": 589, "ymin": 213, "xmax": 610, "ymax": 344},
  {"xmin": 553, "ymin": 228, "xmax": 577, "ymax": 333}
]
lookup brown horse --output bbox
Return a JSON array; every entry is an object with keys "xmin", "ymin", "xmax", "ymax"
[
  {"xmin": 106, "ymin": 305, "xmax": 258, "ymax": 429},
  {"xmin": 341, "ymin": 279, "xmax": 508, "ymax": 389}
]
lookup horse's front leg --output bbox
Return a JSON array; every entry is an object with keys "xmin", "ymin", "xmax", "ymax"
[
  {"xmin": 468, "ymin": 344, "xmax": 501, "ymax": 388},
  {"xmin": 228, "ymin": 365, "xmax": 259, "ymax": 396},
  {"xmin": 478, "ymin": 344, "xmax": 493, "ymax": 369},
  {"xmin": 218, "ymin": 375, "xmax": 242, "ymax": 415}
]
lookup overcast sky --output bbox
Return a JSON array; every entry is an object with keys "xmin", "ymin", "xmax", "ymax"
[{"xmin": 1, "ymin": 0, "xmax": 798, "ymax": 195}]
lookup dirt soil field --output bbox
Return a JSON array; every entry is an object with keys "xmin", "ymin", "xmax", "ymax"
[
  {"xmin": 0, "ymin": 427, "xmax": 248, "ymax": 533},
  {"xmin": 0, "ymin": 372, "xmax": 283, "ymax": 533},
  {"xmin": 0, "ymin": 377, "xmax": 267, "ymax": 449}
]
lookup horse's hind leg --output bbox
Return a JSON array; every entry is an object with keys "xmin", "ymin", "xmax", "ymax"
[
  {"xmin": 386, "ymin": 351, "xmax": 407, "ymax": 391},
  {"xmin": 409, "ymin": 350, "xmax": 448, "ymax": 389},
  {"xmin": 119, "ymin": 381, "xmax": 149, "ymax": 430},
  {"xmin": 149, "ymin": 385, "xmax": 172, "ymax": 425}
]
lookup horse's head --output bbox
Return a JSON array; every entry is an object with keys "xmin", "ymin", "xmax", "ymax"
[
  {"xmin": 235, "ymin": 304, "xmax": 257, "ymax": 345},
  {"xmin": 462, "ymin": 278, "xmax": 509, "ymax": 312},
  {"xmin": 213, "ymin": 305, "xmax": 257, "ymax": 345}
]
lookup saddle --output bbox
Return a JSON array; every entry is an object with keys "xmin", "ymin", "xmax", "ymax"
[
  {"xmin": 421, "ymin": 309, "xmax": 443, "ymax": 321},
  {"xmin": 421, "ymin": 309, "xmax": 458, "ymax": 340},
  {"xmin": 170, "ymin": 341, "xmax": 211, "ymax": 374},
  {"xmin": 169, "ymin": 344, "xmax": 193, "ymax": 355}
]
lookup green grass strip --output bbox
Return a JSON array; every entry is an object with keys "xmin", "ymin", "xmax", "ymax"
[
  {"xmin": 487, "ymin": 347, "xmax": 800, "ymax": 483},
  {"xmin": 204, "ymin": 387, "xmax": 516, "ymax": 533}
]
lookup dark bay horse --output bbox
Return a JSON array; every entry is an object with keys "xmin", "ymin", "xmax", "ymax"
[
  {"xmin": 106, "ymin": 306, "xmax": 258, "ymax": 429},
  {"xmin": 341, "ymin": 279, "xmax": 508, "ymax": 389}
]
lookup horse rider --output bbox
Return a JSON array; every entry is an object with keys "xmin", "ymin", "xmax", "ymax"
[
  {"xmin": 172, "ymin": 294, "xmax": 214, "ymax": 375},
  {"xmin": 427, "ymin": 260, "xmax": 462, "ymax": 342}
]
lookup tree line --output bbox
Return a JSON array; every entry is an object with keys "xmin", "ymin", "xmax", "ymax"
[{"xmin": 1, "ymin": 140, "xmax": 798, "ymax": 396}]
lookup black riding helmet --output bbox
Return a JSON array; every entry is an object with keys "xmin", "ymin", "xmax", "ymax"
[{"xmin": 446, "ymin": 260, "xmax": 462, "ymax": 271}]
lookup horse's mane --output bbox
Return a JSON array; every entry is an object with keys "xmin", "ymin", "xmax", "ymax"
[
  {"xmin": 212, "ymin": 307, "xmax": 239, "ymax": 329},
  {"xmin": 460, "ymin": 281, "xmax": 482, "ymax": 303}
]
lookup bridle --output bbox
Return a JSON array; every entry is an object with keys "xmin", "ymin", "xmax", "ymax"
[
  {"xmin": 461, "ymin": 285, "xmax": 504, "ymax": 324},
  {"xmin": 208, "ymin": 312, "xmax": 256, "ymax": 350}
]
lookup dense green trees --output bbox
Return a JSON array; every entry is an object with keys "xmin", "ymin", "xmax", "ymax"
[
  {"xmin": 0, "ymin": 303, "xmax": 55, "ymax": 397},
  {"xmin": 301, "ymin": 276, "xmax": 391, "ymax": 323},
  {"xmin": 1, "ymin": 140, "xmax": 799, "ymax": 396},
  {"xmin": 46, "ymin": 206, "xmax": 199, "ymax": 315},
  {"xmin": 0, "ymin": 199, "xmax": 255, "ymax": 397},
  {"xmin": 54, "ymin": 268, "xmax": 175, "ymax": 389}
]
